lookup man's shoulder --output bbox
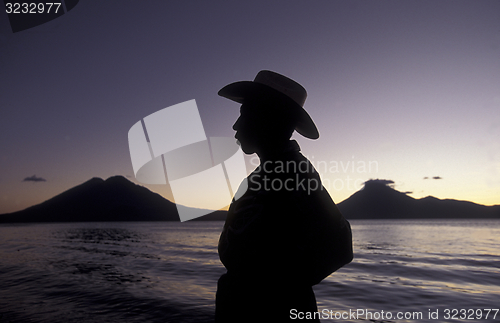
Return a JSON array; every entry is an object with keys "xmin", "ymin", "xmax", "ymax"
[{"xmin": 245, "ymin": 152, "xmax": 323, "ymax": 198}]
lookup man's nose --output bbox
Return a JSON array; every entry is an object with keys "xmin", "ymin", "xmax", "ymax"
[{"xmin": 232, "ymin": 116, "xmax": 240, "ymax": 131}]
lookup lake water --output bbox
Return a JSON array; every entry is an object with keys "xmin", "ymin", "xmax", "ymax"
[{"xmin": 0, "ymin": 220, "xmax": 499, "ymax": 322}]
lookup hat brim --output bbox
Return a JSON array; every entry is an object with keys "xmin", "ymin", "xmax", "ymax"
[{"xmin": 218, "ymin": 81, "xmax": 319, "ymax": 140}]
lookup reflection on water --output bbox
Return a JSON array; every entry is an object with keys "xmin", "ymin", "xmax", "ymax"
[
  {"xmin": 316, "ymin": 219, "xmax": 500, "ymax": 322},
  {"xmin": 0, "ymin": 220, "xmax": 499, "ymax": 323},
  {"xmin": 62, "ymin": 227, "xmax": 144, "ymax": 243}
]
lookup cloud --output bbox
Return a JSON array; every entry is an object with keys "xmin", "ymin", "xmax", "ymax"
[
  {"xmin": 23, "ymin": 175, "xmax": 46, "ymax": 182},
  {"xmin": 365, "ymin": 179, "xmax": 394, "ymax": 185},
  {"xmin": 364, "ymin": 179, "xmax": 395, "ymax": 188},
  {"xmin": 423, "ymin": 176, "xmax": 442, "ymax": 180}
]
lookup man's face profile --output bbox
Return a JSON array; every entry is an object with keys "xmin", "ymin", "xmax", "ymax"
[
  {"xmin": 232, "ymin": 103, "xmax": 264, "ymax": 155},
  {"xmin": 232, "ymin": 101, "xmax": 296, "ymax": 156}
]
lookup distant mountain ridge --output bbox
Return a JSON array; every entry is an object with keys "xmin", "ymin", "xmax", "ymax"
[
  {"xmin": 337, "ymin": 179, "xmax": 500, "ymax": 219},
  {"xmin": 1, "ymin": 176, "xmax": 498, "ymax": 223},
  {"xmin": 0, "ymin": 176, "xmax": 226, "ymax": 223}
]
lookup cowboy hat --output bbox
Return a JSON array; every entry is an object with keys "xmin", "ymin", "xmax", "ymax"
[{"xmin": 218, "ymin": 70, "xmax": 319, "ymax": 140}]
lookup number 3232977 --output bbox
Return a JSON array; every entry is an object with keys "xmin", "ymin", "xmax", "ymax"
[
  {"xmin": 5, "ymin": 3, "xmax": 62, "ymax": 14},
  {"xmin": 443, "ymin": 309, "xmax": 498, "ymax": 320}
]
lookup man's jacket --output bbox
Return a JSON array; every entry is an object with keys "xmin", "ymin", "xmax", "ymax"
[{"xmin": 218, "ymin": 140, "xmax": 353, "ymax": 286}]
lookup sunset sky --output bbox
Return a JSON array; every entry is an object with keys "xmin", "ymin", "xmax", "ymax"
[{"xmin": 1, "ymin": 1, "xmax": 499, "ymax": 214}]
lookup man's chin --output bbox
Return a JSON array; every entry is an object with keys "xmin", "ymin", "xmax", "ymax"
[{"xmin": 239, "ymin": 143, "xmax": 256, "ymax": 155}]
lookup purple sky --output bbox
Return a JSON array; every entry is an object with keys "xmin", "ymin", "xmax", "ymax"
[{"xmin": 1, "ymin": 1, "xmax": 499, "ymax": 214}]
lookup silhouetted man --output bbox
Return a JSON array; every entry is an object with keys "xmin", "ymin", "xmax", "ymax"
[{"xmin": 215, "ymin": 70, "xmax": 353, "ymax": 322}]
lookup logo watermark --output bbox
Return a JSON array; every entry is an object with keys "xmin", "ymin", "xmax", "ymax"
[
  {"xmin": 290, "ymin": 308, "xmax": 499, "ymax": 321},
  {"xmin": 248, "ymin": 155, "xmax": 379, "ymax": 194},
  {"xmin": 128, "ymin": 100, "xmax": 247, "ymax": 222}
]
